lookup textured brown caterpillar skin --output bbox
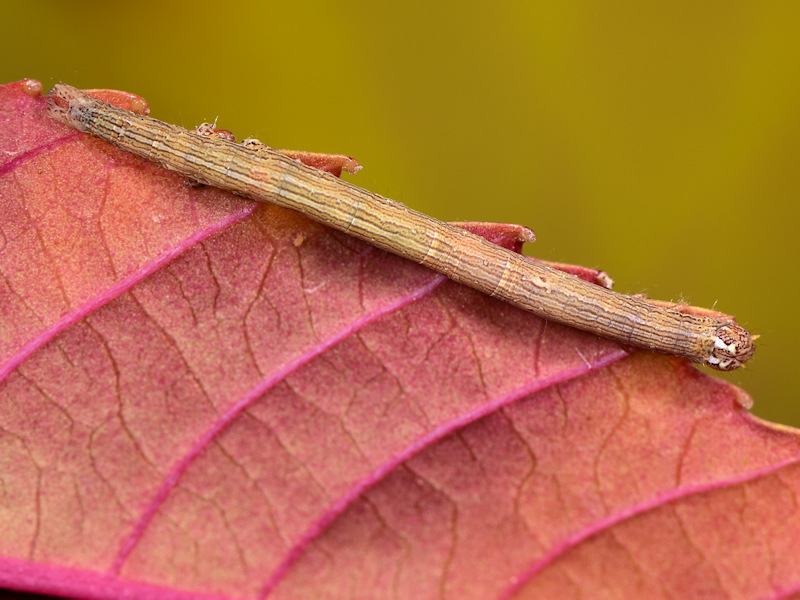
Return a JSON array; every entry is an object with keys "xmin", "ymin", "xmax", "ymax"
[{"xmin": 46, "ymin": 84, "xmax": 755, "ymax": 371}]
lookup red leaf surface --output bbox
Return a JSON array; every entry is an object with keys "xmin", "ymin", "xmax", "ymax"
[{"xmin": 1, "ymin": 80, "xmax": 800, "ymax": 600}]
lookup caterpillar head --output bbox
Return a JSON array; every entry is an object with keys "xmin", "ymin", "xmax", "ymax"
[{"xmin": 706, "ymin": 324, "xmax": 756, "ymax": 371}]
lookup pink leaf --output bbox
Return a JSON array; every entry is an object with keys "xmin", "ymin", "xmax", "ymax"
[{"xmin": 1, "ymin": 79, "xmax": 799, "ymax": 600}]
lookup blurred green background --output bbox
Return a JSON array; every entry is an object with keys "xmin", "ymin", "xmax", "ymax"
[{"xmin": 2, "ymin": 2, "xmax": 799, "ymax": 426}]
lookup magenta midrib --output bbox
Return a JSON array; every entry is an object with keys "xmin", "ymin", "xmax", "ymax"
[
  {"xmin": 500, "ymin": 452, "xmax": 800, "ymax": 599},
  {"xmin": 0, "ymin": 134, "xmax": 81, "ymax": 177},
  {"xmin": 3, "ymin": 431, "xmax": 798, "ymax": 600},
  {"xmin": 0, "ymin": 203, "xmax": 258, "ymax": 384},
  {"xmin": 108, "ymin": 272, "xmax": 451, "ymax": 573},
  {"xmin": 6, "ymin": 129, "xmax": 646, "ymax": 598},
  {"xmin": 101, "ymin": 247, "xmax": 628, "ymax": 581},
  {"xmin": 258, "ymin": 347, "xmax": 629, "ymax": 599},
  {"xmin": 110, "ymin": 290, "xmax": 625, "ymax": 585},
  {"xmin": 0, "ymin": 554, "xmax": 235, "ymax": 600},
  {"xmin": 1, "ymin": 133, "xmax": 259, "ymax": 383}
]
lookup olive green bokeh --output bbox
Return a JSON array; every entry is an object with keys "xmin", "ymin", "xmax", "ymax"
[{"xmin": 3, "ymin": 1, "xmax": 799, "ymax": 426}]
